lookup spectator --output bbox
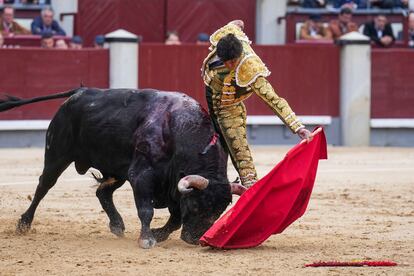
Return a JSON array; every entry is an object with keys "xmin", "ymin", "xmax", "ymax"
[
  {"xmin": 40, "ymin": 31, "xmax": 54, "ymax": 48},
  {"xmin": 31, "ymin": 6, "xmax": 66, "ymax": 36},
  {"xmin": 196, "ymin": 32, "xmax": 209, "ymax": 45},
  {"xmin": 329, "ymin": 7, "xmax": 358, "ymax": 40},
  {"xmin": 302, "ymin": 0, "xmax": 327, "ymax": 8},
  {"xmin": 299, "ymin": 14, "xmax": 332, "ymax": 40},
  {"xmin": 55, "ymin": 38, "xmax": 67, "ymax": 49},
  {"xmin": 94, "ymin": 35, "xmax": 105, "ymax": 48},
  {"xmin": 409, "ymin": 12, "xmax": 414, "ymax": 48},
  {"xmin": 70, "ymin": 35, "xmax": 83, "ymax": 49},
  {"xmin": 165, "ymin": 31, "xmax": 181, "ymax": 45},
  {"xmin": 363, "ymin": 14, "xmax": 395, "ymax": 47},
  {"xmin": 0, "ymin": 5, "xmax": 31, "ymax": 36}
]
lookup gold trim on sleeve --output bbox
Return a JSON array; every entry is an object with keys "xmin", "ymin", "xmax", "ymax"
[
  {"xmin": 251, "ymin": 77, "xmax": 304, "ymax": 133},
  {"xmin": 235, "ymin": 54, "xmax": 271, "ymax": 87}
]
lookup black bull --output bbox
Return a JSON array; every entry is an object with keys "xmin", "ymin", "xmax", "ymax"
[{"xmin": 0, "ymin": 88, "xmax": 244, "ymax": 248}]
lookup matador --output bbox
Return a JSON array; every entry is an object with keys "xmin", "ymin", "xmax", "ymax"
[{"xmin": 201, "ymin": 20, "xmax": 312, "ymax": 188}]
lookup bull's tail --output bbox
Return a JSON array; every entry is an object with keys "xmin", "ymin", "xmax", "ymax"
[{"xmin": 0, "ymin": 88, "xmax": 83, "ymax": 112}]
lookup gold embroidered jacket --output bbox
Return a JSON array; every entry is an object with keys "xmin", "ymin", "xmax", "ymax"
[{"xmin": 201, "ymin": 22, "xmax": 305, "ymax": 133}]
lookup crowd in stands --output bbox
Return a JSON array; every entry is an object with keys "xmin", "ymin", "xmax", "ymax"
[
  {"xmin": 0, "ymin": 5, "xmax": 105, "ymax": 49},
  {"xmin": 299, "ymin": 6, "xmax": 414, "ymax": 47},
  {"xmin": 289, "ymin": 0, "xmax": 410, "ymax": 9},
  {"xmin": 1, "ymin": 0, "xmax": 50, "ymax": 5},
  {"xmin": 0, "ymin": 3, "xmax": 413, "ymax": 49}
]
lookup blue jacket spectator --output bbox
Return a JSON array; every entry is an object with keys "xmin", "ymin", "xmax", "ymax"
[{"xmin": 31, "ymin": 7, "xmax": 66, "ymax": 36}]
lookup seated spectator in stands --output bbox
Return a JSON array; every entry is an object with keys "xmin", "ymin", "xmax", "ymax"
[
  {"xmin": 94, "ymin": 35, "xmax": 105, "ymax": 48},
  {"xmin": 299, "ymin": 14, "xmax": 332, "ymax": 40},
  {"xmin": 329, "ymin": 7, "xmax": 358, "ymax": 40},
  {"xmin": 165, "ymin": 31, "xmax": 181, "ymax": 45},
  {"xmin": 334, "ymin": 0, "xmax": 367, "ymax": 9},
  {"xmin": 363, "ymin": 14, "xmax": 395, "ymax": 47},
  {"xmin": 0, "ymin": 5, "xmax": 31, "ymax": 36},
  {"xmin": 196, "ymin": 33, "xmax": 209, "ymax": 45},
  {"xmin": 40, "ymin": 31, "xmax": 54, "ymax": 48},
  {"xmin": 409, "ymin": 12, "xmax": 414, "ymax": 48},
  {"xmin": 31, "ymin": 6, "xmax": 66, "ymax": 36},
  {"xmin": 55, "ymin": 38, "xmax": 68, "ymax": 49},
  {"xmin": 302, "ymin": 0, "xmax": 327, "ymax": 8},
  {"xmin": 70, "ymin": 35, "xmax": 83, "ymax": 49}
]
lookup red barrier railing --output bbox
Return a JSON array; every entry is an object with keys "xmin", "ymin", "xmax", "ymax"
[
  {"xmin": 76, "ymin": 0, "xmax": 255, "ymax": 46},
  {"xmin": 138, "ymin": 43, "xmax": 209, "ymax": 107},
  {"xmin": 0, "ymin": 48, "xmax": 109, "ymax": 120},
  {"xmin": 371, "ymin": 49, "xmax": 414, "ymax": 118},
  {"xmin": 139, "ymin": 43, "xmax": 340, "ymax": 116},
  {"xmin": 3, "ymin": 45, "xmax": 412, "ymax": 121}
]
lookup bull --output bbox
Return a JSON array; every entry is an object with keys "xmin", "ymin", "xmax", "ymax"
[{"xmin": 0, "ymin": 88, "xmax": 245, "ymax": 248}]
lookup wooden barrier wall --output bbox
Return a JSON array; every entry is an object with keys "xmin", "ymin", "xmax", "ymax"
[
  {"xmin": 0, "ymin": 48, "xmax": 109, "ymax": 120},
  {"xmin": 76, "ymin": 0, "xmax": 255, "ymax": 46},
  {"xmin": 371, "ymin": 49, "xmax": 414, "ymax": 118},
  {"xmin": 1, "ymin": 46, "xmax": 412, "ymax": 121},
  {"xmin": 139, "ymin": 44, "xmax": 340, "ymax": 116}
]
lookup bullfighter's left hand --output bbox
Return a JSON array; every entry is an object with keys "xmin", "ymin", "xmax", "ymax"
[{"xmin": 297, "ymin": 128, "xmax": 313, "ymax": 143}]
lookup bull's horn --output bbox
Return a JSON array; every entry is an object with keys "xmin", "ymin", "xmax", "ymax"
[
  {"xmin": 177, "ymin": 178, "xmax": 192, "ymax": 194},
  {"xmin": 177, "ymin": 175, "xmax": 209, "ymax": 194}
]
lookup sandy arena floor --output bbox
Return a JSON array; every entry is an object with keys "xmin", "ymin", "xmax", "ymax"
[{"xmin": 0, "ymin": 146, "xmax": 413, "ymax": 275}]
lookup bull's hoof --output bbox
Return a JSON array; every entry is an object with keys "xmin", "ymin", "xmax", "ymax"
[
  {"xmin": 109, "ymin": 223, "xmax": 125, "ymax": 237},
  {"xmin": 16, "ymin": 219, "xmax": 31, "ymax": 234},
  {"xmin": 151, "ymin": 227, "xmax": 169, "ymax": 242},
  {"xmin": 180, "ymin": 232, "xmax": 200, "ymax": 245},
  {"xmin": 138, "ymin": 237, "xmax": 156, "ymax": 249}
]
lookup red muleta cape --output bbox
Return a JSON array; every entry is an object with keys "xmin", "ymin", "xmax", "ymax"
[{"xmin": 200, "ymin": 128, "xmax": 327, "ymax": 249}]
